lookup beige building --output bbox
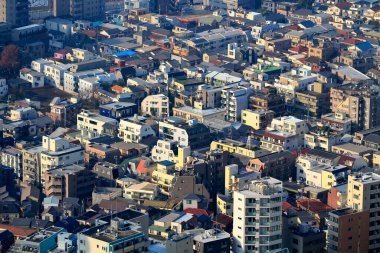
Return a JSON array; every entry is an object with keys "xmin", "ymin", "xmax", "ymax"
[
  {"xmin": 151, "ymin": 161, "xmax": 177, "ymax": 196},
  {"xmin": 77, "ymin": 110, "xmax": 118, "ymax": 139},
  {"xmin": 123, "ymin": 182, "xmax": 159, "ymax": 201},
  {"xmin": 173, "ymin": 104, "xmax": 225, "ymax": 123},
  {"xmin": 67, "ymin": 48, "xmax": 97, "ymax": 62},
  {"xmin": 40, "ymin": 136, "xmax": 84, "ymax": 179},
  {"xmin": 44, "ymin": 164, "xmax": 95, "ymax": 200},
  {"xmin": 241, "ymin": 109, "xmax": 274, "ymax": 130},
  {"xmin": 330, "ymin": 83, "xmax": 380, "ymax": 131},
  {"xmin": 141, "ymin": 94, "xmax": 169, "ymax": 118},
  {"xmin": 347, "ymin": 173, "xmax": 380, "ymax": 252}
]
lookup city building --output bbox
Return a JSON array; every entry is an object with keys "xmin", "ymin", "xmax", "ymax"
[
  {"xmin": 330, "ymin": 83, "xmax": 380, "ymax": 131},
  {"xmin": 77, "ymin": 110, "xmax": 118, "ymax": 139},
  {"xmin": 99, "ymin": 102, "xmax": 138, "ymax": 120},
  {"xmin": 241, "ymin": 109, "xmax": 275, "ymax": 130},
  {"xmin": 44, "ymin": 164, "xmax": 95, "ymax": 200},
  {"xmin": 221, "ymin": 86, "xmax": 253, "ymax": 122},
  {"xmin": 118, "ymin": 116, "xmax": 156, "ymax": 143},
  {"xmin": 327, "ymin": 208, "xmax": 369, "ymax": 253},
  {"xmin": 159, "ymin": 117, "xmax": 210, "ymax": 150},
  {"xmin": 0, "ymin": 0, "xmax": 29, "ymax": 27},
  {"xmin": 47, "ymin": 97, "xmax": 81, "ymax": 127},
  {"xmin": 10, "ymin": 226, "xmax": 65, "ymax": 253},
  {"xmin": 347, "ymin": 173, "xmax": 380, "ymax": 252},
  {"xmin": 40, "ymin": 136, "xmax": 84, "ymax": 178},
  {"xmin": 141, "ymin": 94, "xmax": 169, "ymax": 118},
  {"xmin": 233, "ymin": 177, "xmax": 283, "ymax": 253},
  {"xmin": 193, "ymin": 229, "xmax": 231, "ymax": 253}
]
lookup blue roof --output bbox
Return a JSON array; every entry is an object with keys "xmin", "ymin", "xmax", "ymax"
[
  {"xmin": 159, "ymin": 160, "xmax": 176, "ymax": 166},
  {"xmin": 356, "ymin": 41, "xmax": 373, "ymax": 51},
  {"xmin": 115, "ymin": 50, "xmax": 136, "ymax": 57},
  {"xmin": 300, "ymin": 20, "xmax": 315, "ymax": 28}
]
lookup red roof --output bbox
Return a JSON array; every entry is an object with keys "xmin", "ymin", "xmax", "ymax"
[
  {"xmin": 338, "ymin": 155, "xmax": 356, "ymax": 168},
  {"xmin": 20, "ymin": 68, "xmax": 31, "ymax": 73},
  {"xmin": 111, "ymin": 85, "xmax": 124, "ymax": 93},
  {"xmin": 336, "ymin": 2, "xmax": 351, "ymax": 9},
  {"xmin": 213, "ymin": 213, "xmax": 233, "ymax": 226},
  {"xmin": 183, "ymin": 208, "xmax": 211, "ymax": 216},
  {"xmin": 341, "ymin": 38, "xmax": 363, "ymax": 45},
  {"xmin": 137, "ymin": 159, "xmax": 147, "ymax": 173},
  {"xmin": 263, "ymin": 131, "xmax": 286, "ymax": 141},
  {"xmin": 0, "ymin": 224, "xmax": 36, "ymax": 237},
  {"xmin": 336, "ymin": 29, "xmax": 350, "ymax": 37},
  {"xmin": 285, "ymin": 25, "xmax": 302, "ymax": 31},
  {"xmin": 289, "ymin": 46, "xmax": 308, "ymax": 53},
  {"xmin": 282, "ymin": 201, "xmax": 297, "ymax": 212},
  {"xmin": 297, "ymin": 199, "xmax": 334, "ymax": 214}
]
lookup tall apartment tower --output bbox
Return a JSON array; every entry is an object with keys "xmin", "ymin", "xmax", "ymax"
[
  {"xmin": 233, "ymin": 177, "xmax": 283, "ymax": 253},
  {"xmin": 0, "ymin": 0, "xmax": 29, "ymax": 28},
  {"xmin": 347, "ymin": 172, "xmax": 380, "ymax": 253}
]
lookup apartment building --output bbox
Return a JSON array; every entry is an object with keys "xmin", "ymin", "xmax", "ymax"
[
  {"xmin": 44, "ymin": 63, "xmax": 72, "ymax": 90},
  {"xmin": 63, "ymin": 69, "xmax": 104, "ymax": 95},
  {"xmin": 233, "ymin": 177, "xmax": 283, "ymax": 253},
  {"xmin": 22, "ymin": 146, "xmax": 44, "ymax": 185},
  {"xmin": 241, "ymin": 109, "xmax": 275, "ymax": 130},
  {"xmin": 274, "ymin": 68, "xmax": 317, "ymax": 102},
  {"xmin": 44, "ymin": 164, "xmax": 95, "ymax": 200},
  {"xmin": 1, "ymin": 147, "xmax": 22, "ymax": 178},
  {"xmin": 159, "ymin": 117, "xmax": 210, "ymax": 150},
  {"xmin": 225, "ymin": 164, "xmax": 259, "ymax": 197},
  {"xmin": 77, "ymin": 217, "xmax": 148, "ymax": 253},
  {"xmin": 151, "ymin": 161, "xmax": 177, "ymax": 196},
  {"xmin": 193, "ymin": 229, "xmax": 231, "ymax": 253},
  {"xmin": 327, "ymin": 208, "xmax": 369, "ymax": 253},
  {"xmin": 347, "ymin": 173, "xmax": 380, "ymax": 252},
  {"xmin": 123, "ymin": 182, "xmax": 159, "ymax": 201},
  {"xmin": 118, "ymin": 116, "xmax": 156, "ymax": 143},
  {"xmin": 40, "ymin": 136, "xmax": 84, "ymax": 178},
  {"xmin": 221, "ymin": 86, "xmax": 253, "ymax": 122},
  {"xmin": 184, "ymin": 27, "xmax": 247, "ymax": 53},
  {"xmin": 141, "ymin": 94, "xmax": 169, "ymax": 118},
  {"xmin": 246, "ymin": 151, "xmax": 296, "ymax": 181},
  {"xmin": 77, "ymin": 110, "xmax": 118, "ymax": 139},
  {"xmin": 151, "ymin": 139, "xmax": 190, "ymax": 168},
  {"xmin": 249, "ymin": 87, "xmax": 286, "ymax": 117},
  {"xmin": 53, "ymin": 0, "xmax": 105, "ymax": 20},
  {"xmin": 99, "ymin": 102, "xmax": 138, "ymax": 120},
  {"xmin": 330, "ymin": 83, "xmax": 380, "ymax": 131},
  {"xmin": 0, "ymin": 0, "xmax": 29, "ymax": 28},
  {"xmin": 47, "ymin": 97, "xmax": 81, "ymax": 127},
  {"xmin": 261, "ymin": 116, "xmax": 308, "ymax": 152},
  {"xmin": 10, "ymin": 227, "xmax": 65, "ymax": 253}
]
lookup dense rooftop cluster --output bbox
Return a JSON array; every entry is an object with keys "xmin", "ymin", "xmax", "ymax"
[{"xmin": 1, "ymin": 0, "xmax": 380, "ymax": 252}]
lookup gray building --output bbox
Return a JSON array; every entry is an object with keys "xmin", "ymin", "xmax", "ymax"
[{"xmin": 193, "ymin": 229, "xmax": 230, "ymax": 253}]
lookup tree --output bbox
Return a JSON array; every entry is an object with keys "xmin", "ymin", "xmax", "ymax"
[{"xmin": 0, "ymin": 44, "xmax": 20, "ymax": 78}]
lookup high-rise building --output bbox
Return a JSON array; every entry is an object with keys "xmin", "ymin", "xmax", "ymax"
[
  {"xmin": 53, "ymin": 0, "xmax": 105, "ymax": 20},
  {"xmin": 347, "ymin": 172, "xmax": 380, "ymax": 253},
  {"xmin": 327, "ymin": 208, "xmax": 369, "ymax": 253},
  {"xmin": 0, "ymin": 0, "xmax": 29, "ymax": 28},
  {"xmin": 330, "ymin": 83, "xmax": 380, "ymax": 131},
  {"xmin": 233, "ymin": 177, "xmax": 283, "ymax": 253}
]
